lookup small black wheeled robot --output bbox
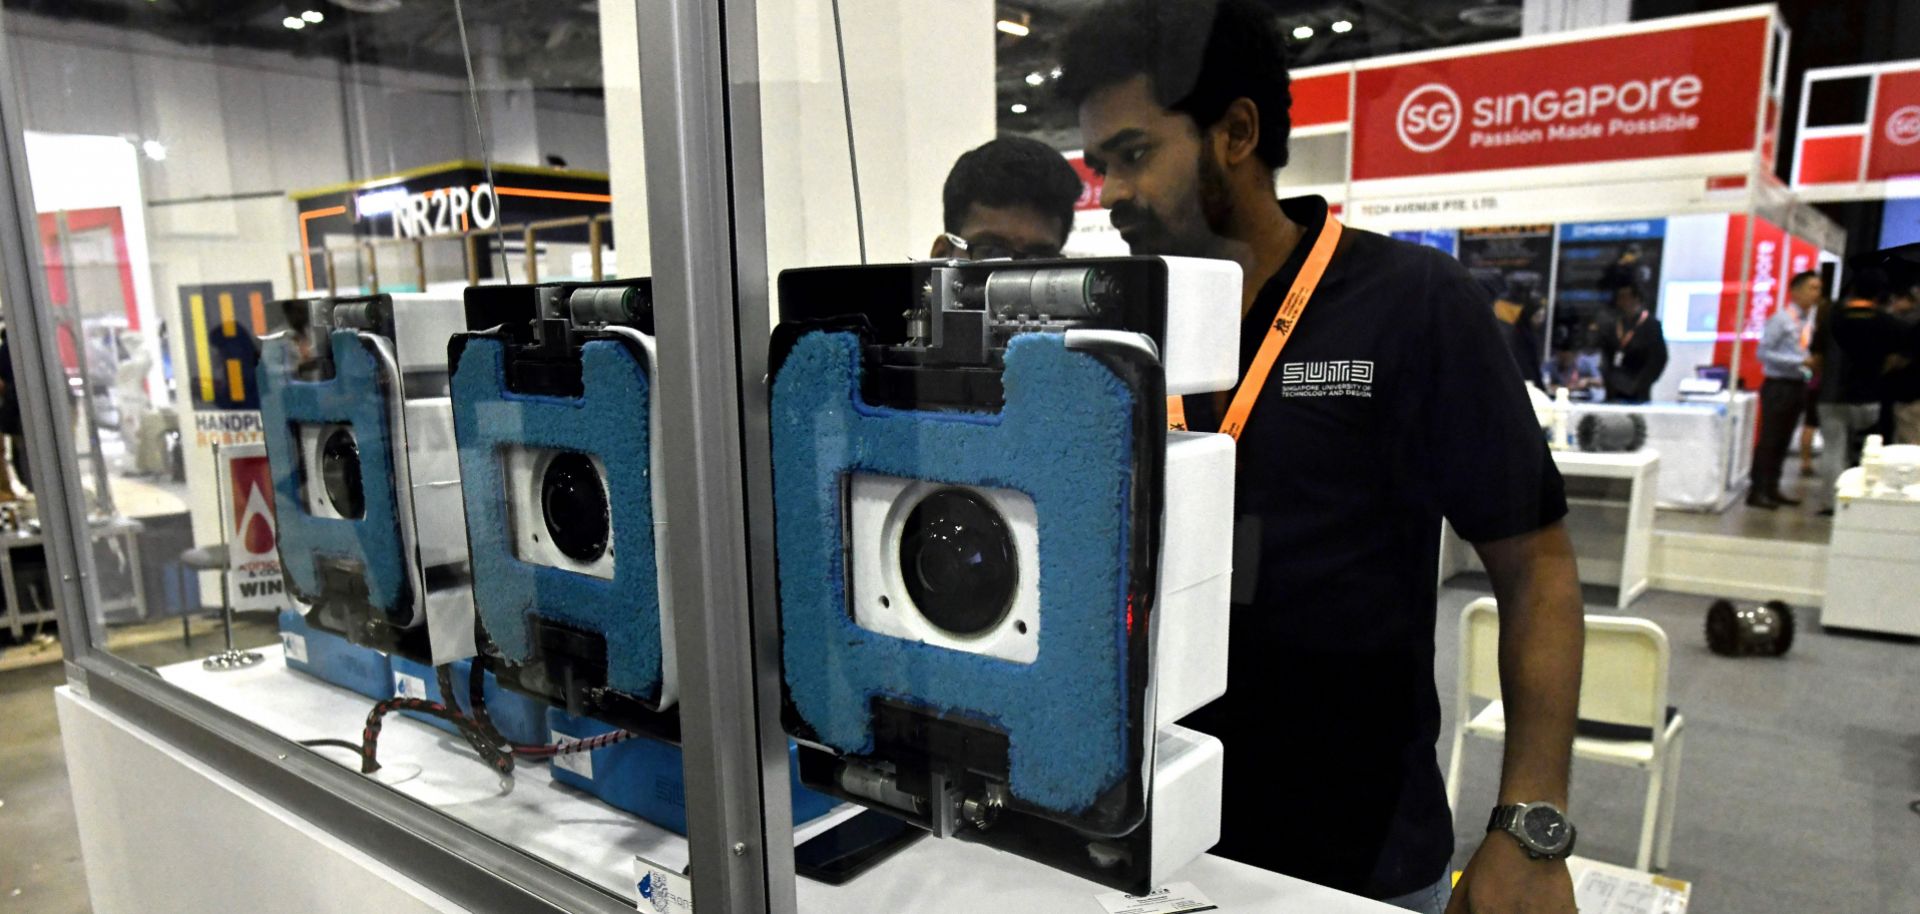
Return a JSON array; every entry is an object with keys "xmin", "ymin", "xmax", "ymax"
[{"xmin": 1705, "ymin": 598, "xmax": 1796, "ymax": 657}]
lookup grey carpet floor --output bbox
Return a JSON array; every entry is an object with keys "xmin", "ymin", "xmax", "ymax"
[
  {"xmin": 3, "ymin": 597, "xmax": 1915, "ymax": 913},
  {"xmin": 1437, "ymin": 580, "xmax": 1920, "ymax": 914}
]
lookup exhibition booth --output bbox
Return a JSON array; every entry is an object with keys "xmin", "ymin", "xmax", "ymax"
[
  {"xmin": 0, "ymin": 3, "xmax": 1906, "ymax": 914},
  {"xmin": 1788, "ymin": 58, "xmax": 1920, "ymax": 638},
  {"xmin": 1076, "ymin": 6, "xmax": 1844, "ymax": 516},
  {"xmin": 1071, "ymin": 6, "xmax": 1848, "ymax": 610}
]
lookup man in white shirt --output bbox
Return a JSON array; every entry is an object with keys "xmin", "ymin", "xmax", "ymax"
[{"xmin": 1750, "ymin": 271, "xmax": 1822, "ymax": 508}]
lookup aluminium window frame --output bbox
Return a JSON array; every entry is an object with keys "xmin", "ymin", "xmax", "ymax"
[{"xmin": 0, "ymin": 0, "xmax": 797, "ymax": 911}]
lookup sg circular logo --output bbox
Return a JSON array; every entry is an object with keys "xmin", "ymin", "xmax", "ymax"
[
  {"xmin": 1886, "ymin": 105, "xmax": 1920, "ymax": 147},
  {"xmin": 1397, "ymin": 82, "xmax": 1463, "ymax": 153}
]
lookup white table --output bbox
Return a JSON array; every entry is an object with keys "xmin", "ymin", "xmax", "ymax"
[
  {"xmin": 1441, "ymin": 449, "xmax": 1660, "ymax": 609},
  {"xmin": 1821, "ymin": 467, "xmax": 1920, "ymax": 637},
  {"xmin": 1563, "ymin": 394, "xmax": 1754, "ymax": 511},
  {"xmin": 56, "ymin": 650, "xmax": 1400, "ymax": 914}
]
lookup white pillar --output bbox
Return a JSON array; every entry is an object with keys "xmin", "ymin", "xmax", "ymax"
[
  {"xmin": 755, "ymin": 0, "xmax": 997, "ymax": 284},
  {"xmin": 1522, "ymin": 0, "xmax": 1630, "ymax": 35},
  {"xmin": 471, "ymin": 25, "xmax": 541, "ymax": 167},
  {"xmin": 598, "ymin": 0, "xmax": 994, "ymax": 296},
  {"xmin": 597, "ymin": 0, "xmax": 650, "ymax": 278}
]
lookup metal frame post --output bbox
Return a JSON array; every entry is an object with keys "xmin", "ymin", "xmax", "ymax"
[
  {"xmin": 0, "ymin": 6, "xmax": 701, "ymax": 913},
  {"xmin": 0, "ymin": 12, "xmax": 106, "ymax": 662},
  {"xmin": 635, "ymin": 0, "xmax": 795, "ymax": 910}
]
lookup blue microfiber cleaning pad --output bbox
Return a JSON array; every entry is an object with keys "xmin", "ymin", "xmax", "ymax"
[
  {"xmin": 450, "ymin": 336, "xmax": 664, "ymax": 702},
  {"xmin": 256, "ymin": 331, "xmax": 408, "ymax": 614},
  {"xmin": 279, "ymin": 609, "xmax": 393, "ymax": 700},
  {"xmin": 546, "ymin": 708, "xmax": 840, "ymax": 833},
  {"xmin": 771, "ymin": 331, "xmax": 1137, "ymax": 815},
  {"xmin": 390, "ymin": 655, "xmax": 551, "ymax": 747}
]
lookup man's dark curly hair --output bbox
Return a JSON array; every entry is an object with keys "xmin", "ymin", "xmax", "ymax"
[
  {"xmin": 1055, "ymin": 0, "xmax": 1292, "ymax": 172},
  {"xmin": 941, "ymin": 136, "xmax": 1084, "ymax": 242}
]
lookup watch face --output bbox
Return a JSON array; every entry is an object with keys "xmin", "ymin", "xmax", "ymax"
[{"xmin": 1521, "ymin": 805, "xmax": 1570, "ymax": 850}]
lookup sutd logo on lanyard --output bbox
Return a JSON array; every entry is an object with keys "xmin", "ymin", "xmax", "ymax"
[{"xmin": 1398, "ymin": 83, "xmax": 1463, "ymax": 153}]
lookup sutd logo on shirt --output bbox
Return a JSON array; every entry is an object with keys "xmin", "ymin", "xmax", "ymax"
[{"xmin": 1280, "ymin": 360, "xmax": 1375, "ymax": 398}]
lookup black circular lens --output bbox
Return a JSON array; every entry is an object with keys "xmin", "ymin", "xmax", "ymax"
[
  {"xmin": 319, "ymin": 426, "xmax": 365, "ymax": 519},
  {"xmin": 541, "ymin": 452, "xmax": 609, "ymax": 563},
  {"xmin": 898, "ymin": 489, "xmax": 1017, "ymax": 637}
]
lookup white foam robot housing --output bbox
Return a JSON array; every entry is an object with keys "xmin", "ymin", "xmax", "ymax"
[{"xmin": 770, "ymin": 256, "xmax": 1240, "ymax": 890}]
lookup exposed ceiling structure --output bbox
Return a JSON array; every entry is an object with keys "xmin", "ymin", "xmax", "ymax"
[
  {"xmin": 993, "ymin": 0, "xmax": 1526, "ymax": 149},
  {"xmin": 3, "ymin": 0, "xmax": 607, "ymax": 92}
]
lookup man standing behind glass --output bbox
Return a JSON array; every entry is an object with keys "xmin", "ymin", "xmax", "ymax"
[
  {"xmin": 1749, "ymin": 272, "xmax": 1821, "ymax": 509},
  {"xmin": 1058, "ymin": 3, "xmax": 1583, "ymax": 912}
]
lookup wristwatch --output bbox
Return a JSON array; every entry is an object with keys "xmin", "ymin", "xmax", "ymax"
[{"xmin": 1487, "ymin": 802, "xmax": 1577, "ymax": 860}]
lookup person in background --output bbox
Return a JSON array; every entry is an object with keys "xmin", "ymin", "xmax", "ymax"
[
  {"xmin": 1886, "ymin": 283, "xmax": 1920, "ymax": 444},
  {"xmin": 1597, "ymin": 279, "xmax": 1667, "ymax": 403},
  {"xmin": 1816, "ymin": 268, "xmax": 1896, "ymax": 515},
  {"xmin": 1748, "ymin": 271, "xmax": 1821, "ymax": 509},
  {"xmin": 1059, "ymin": 3, "xmax": 1584, "ymax": 912},
  {"xmin": 1799, "ymin": 293, "xmax": 1831, "ymax": 477},
  {"xmin": 929, "ymin": 136, "xmax": 1083, "ymax": 261},
  {"xmin": 1474, "ymin": 274, "xmax": 1536, "ymax": 382},
  {"xmin": 0, "ymin": 325, "xmax": 26, "ymax": 495},
  {"xmin": 1484, "ymin": 274, "xmax": 1545, "ymax": 384}
]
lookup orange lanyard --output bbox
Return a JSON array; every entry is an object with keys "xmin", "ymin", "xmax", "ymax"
[
  {"xmin": 1168, "ymin": 210, "xmax": 1343, "ymax": 440},
  {"xmin": 1617, "ymin": 310, "xmax": 1648, "ymax": 350}
]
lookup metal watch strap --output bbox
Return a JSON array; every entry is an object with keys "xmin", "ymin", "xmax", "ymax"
[{"xmin": 1487, "ymin": 805, "xmax": 1522, "ymax": 834}]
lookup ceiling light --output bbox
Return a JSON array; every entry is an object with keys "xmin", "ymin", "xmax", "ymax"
[
  {"xmin": 140, "ymin": 140, "xmax": 167, "ymax": 162},
  {"xmin": 301, "ymin": 9, "xmax": 324, "ymax": 23},
  {"xmin": 1010, "ymin": 103, "xmax": 1029, "ymax": 114},
  {"xmin": 996, "ymin": 19, "xmax": 1030, "ymax": 37},
  {"xmin": 1292, "ymin": 24, "xmax": 1314, "ymax": 40},
  {"xmin": 1331, "ymin": 19, "xmax": 1353, "ymax": 33},
  {"xmin": 1025, "ymin": 72, "xmax": 1045, "ymax": 87},
  {"xmin": 282, "ymin": 16, "xmax": 306, "ymax": 29}
]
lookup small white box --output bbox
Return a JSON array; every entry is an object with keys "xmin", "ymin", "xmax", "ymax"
[
  {"xmin": 1154, "ymin": 431, "xmax": 1235, "ymax": 729},
  {"xmin": 1157, "ymin": 256, "xmax": 1242, "ymax": 396},
  {"xmin": 1146, "ymin": 724, "xmax": 1224, "ymax": 886}
]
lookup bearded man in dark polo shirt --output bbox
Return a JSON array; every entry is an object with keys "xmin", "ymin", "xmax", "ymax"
[{"xmin": 1057, "ymin": 3, "xmax": 1584, "ymax": 913}]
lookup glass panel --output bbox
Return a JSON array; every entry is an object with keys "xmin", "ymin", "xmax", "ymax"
[
  {"xmin": 747, "ymin": 0, "xmax": 1261, "ymax": 905},
  {"xmin": 743, "ymin": 1, "xmax": 1575, "ymax": 909},
  {"xmin": 3, "ymin": 1, "xmax": 705, "ymax": 903}
]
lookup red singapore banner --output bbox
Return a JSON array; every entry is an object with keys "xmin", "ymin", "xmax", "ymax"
[
  {"xmin": 1351, "ymin": 16, "xmax": 1769, "ymax": 181},
  {"xmin": 1291, "ymin": 70, "xmax": 1353, "ymax": 130},
  {"xmin": 1867, "ymin": 68, "xmax": 1920, "ymax": 181}
]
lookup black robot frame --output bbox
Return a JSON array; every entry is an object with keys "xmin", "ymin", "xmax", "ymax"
[
  {"xmin": 280, "ymin": 294, "xmax": 440, "ymax": 666},
  {"xmin": 449, "ymin": 278, "xmax": 679, "ymax": 743},
  {"xmin": 771, "ymin": 258, "xmax": 1181, "ymax": 892}
]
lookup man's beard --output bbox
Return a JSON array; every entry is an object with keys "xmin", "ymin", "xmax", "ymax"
[{"xmin": 1115, "ymin": 153, "xmax": 1234, "ymax": 258}]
